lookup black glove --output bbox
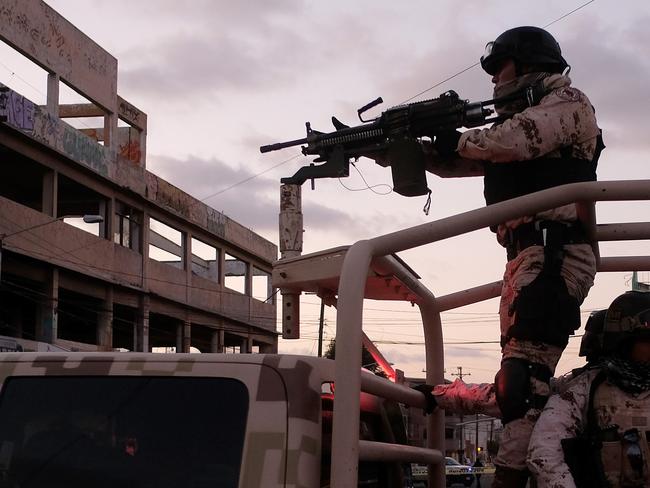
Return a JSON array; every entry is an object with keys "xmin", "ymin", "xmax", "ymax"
[
  {"xmin": 412, "ymin": 383, "xmax": 438, "ymax": 415},
  {"xmin": 434, "ymin": 130, "xmax": 462, "ymax": 158}
]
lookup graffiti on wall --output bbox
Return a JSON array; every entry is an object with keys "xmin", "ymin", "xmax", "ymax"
[
  {"xmin": 0, "ymin": 85, "xmax": 35, "ymax": 131},
  {"xmin": 207, "ymin": 208, "xmax": 227, "ymax": 239}
]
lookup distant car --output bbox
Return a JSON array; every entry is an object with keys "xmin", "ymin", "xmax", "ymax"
[
  {"xmin": 445, "ymin": 457, "xmax": 475, "ymax": 487},
  {"xmin": 411, "ymin": 458, "xmax": 475, "ymax": 488}
]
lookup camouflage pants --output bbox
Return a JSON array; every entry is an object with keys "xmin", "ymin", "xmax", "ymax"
[{"xmin": 494, "ymin": 243, "xmax": 596, "ymax": 471}]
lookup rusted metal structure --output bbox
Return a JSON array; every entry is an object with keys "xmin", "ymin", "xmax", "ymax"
[{"xmin": 0, "ymin": 0, "xmax": 277, "ymax": 353}]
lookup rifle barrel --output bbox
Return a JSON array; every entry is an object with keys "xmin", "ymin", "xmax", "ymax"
[{"xmin": 259, "ymin": 136, "xmax": 309, "ymax": 153}]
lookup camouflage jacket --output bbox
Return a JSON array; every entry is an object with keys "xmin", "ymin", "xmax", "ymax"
[
  {"xmin": 425, "ymin": 74, "xmax": 600, "ymax": 242},
  {"xmin": 527, "ymin": 368, "xmax": 650, "ymax": 488}
]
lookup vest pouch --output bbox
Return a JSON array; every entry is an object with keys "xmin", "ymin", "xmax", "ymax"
[
  {"xmin": 600, "ymin": 440, "xmax": 623, "ymax": 487},
  {"xmin": 620, "ymin": 428, "xmax": 648, "ymax": 487},
  {"xmin": 562, "ymin": 436, "xmax": 604, "ymax": 487}
]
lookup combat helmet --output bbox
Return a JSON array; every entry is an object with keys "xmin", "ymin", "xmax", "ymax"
[
  {"xmin": 601, "ymin": 291, "xmax": 650, "ymax": 355},
  {"xmin": 480, "ymin": 26, "xmax": 568, "ymax": 75},
  {"xmin": 579, "ymin": 309, "xmax": 606, "ymax": 362}
]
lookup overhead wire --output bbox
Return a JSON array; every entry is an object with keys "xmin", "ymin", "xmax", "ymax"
[{"xmin": 399, "ymin": 0, "xmax": 597, "ymax": 104}]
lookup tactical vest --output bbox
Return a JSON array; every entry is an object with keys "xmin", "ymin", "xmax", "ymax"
[
  {"xmin": 592, "ymin": 381, "xmax": 650, "ymax": 487},
  {"xmin": 483, "ymin": 155, "xmax": 597, "ymax": 207}
]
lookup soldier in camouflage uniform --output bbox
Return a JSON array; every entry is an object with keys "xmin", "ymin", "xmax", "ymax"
[
  {"xmin": 528, "ymin": 291, "xmax": 650, "ymax": 488},
  {"xmin": 430, "ymin": 310, "xmax": 606, "ymax": 419},
  {"xmin": 422, "ymin": 26, "xmax": 603, "ymax": 487}
]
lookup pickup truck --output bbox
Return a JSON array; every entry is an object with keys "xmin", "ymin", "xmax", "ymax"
[
  {"xmin": 1, "ymin": 179, "xmax": 648, "ymax": 488},
  {"xmin": 0, "ymin": 353, "xmax": 418, "ymax": 488}
]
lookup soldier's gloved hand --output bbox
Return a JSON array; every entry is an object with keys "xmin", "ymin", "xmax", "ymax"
[
  {"xmin": 434, "ymin": 130, "xmax": 462, "ymax": 158},
  {"xmin": 412, "ymin": 384, "xmax": 438, "ymax": 415}
]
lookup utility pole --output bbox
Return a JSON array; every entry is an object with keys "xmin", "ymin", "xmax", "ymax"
[
  {"xmin": 451, "ymin": 366, "xmax": 470, "ymax": 461},
  {"xmin": 317, "ymin": 299, "xmax": 325, "ymax": 357}
]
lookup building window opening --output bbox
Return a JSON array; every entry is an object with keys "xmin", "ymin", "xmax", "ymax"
[
  {"xmin": 0, "ymin": 148, "xmax": 47, "ymax": 212},
  {"xmin": 148, "ymin": 218, "xmax": 183, "ymax": 268},
  {"xmin": 114, "ymin": 201, "xmax": 141, "ymax": 252},
  {"xmin": 57, "ymin": 289, "xmax": 101, "ymax": 346},
  {"xmin": 224, "ymin": 253, "xmax": 246, "ymax": 295},
  {"xmin": 191, "ymin": 237, "xmax": 219, "ymax": 283},
  {"xmin": 0, "ymin": 40, "xmax": 48, "ymax": 105},
  {"xmin": 58, "ymin": 80, "xmax": 106, "ymax": 145},
  {"xmin": 57, "ymin": 174, "xmax": 106, "ymax": 237},
  {"xmin": 252, "ymin": 267, "xmax": 272, "ymax": 303}
]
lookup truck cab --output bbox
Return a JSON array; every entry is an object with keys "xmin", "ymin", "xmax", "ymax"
[{"xmin": 0, "ymin": 353, "xmax": 415, "ymax": 488}]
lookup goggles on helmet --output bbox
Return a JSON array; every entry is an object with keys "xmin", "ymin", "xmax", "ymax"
[
  {"xmin": 483, "ymin": 41, "xmax": 494, "ymax": 58},
  {"xmin": 614, "ymin": 308, "xmax": 650, "ymax": 334},
  {"xmin": 480, "ymin": 41, "xmax": 508, "ymax": 75}
]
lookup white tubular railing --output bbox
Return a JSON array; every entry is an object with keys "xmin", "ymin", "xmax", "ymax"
[
  {"xmin": 330, "ymin": 180, "xmax": 650, "ymax": 488},
  {"xmin": 359, "ymin": 441, "xmax": 444, "ymax": 464}
]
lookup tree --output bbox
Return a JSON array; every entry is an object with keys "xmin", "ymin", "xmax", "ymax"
[{"xmin": 323, "ymin": 339, "xmax": 387, "ymax": 378}]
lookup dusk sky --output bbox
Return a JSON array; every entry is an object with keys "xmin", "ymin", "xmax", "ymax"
[{"xmin": 2, "ymin": 0, "xmax": 649, "ymax": 381}]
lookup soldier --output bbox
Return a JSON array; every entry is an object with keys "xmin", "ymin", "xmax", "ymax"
[
  {"xmin": 418, "ymin": 26, "xmax": 604, "ymax": 487},
  {"xmin": 527, "ymin": 290, "xmax": 650, "ymax": 488},
  {"xmin": 427, "ymin": 310, "xmax": 606, "ymax": 418}
]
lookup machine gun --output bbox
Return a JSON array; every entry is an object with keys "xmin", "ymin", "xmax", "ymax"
[{"xmin": 260, "ymin": 91, "xmax": 500, "ymax": 197}]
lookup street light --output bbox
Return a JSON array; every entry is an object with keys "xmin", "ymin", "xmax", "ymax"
[{"xmin": 0, "ymin": 214, "xmax": 104, "ymax": 278}]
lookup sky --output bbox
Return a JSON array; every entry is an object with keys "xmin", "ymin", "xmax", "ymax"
[{"xmin": 2, "ymin": 0, "xmax": 649, "ymax": 382}]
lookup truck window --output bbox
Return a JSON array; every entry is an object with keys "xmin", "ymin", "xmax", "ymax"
[{"xmin": 0, "ymin": 376, "xmax": 248, "ymax": 488}]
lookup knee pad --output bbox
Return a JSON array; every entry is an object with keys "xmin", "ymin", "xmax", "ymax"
[{"xmin": 495, "ymin": 358, "xmax": 531, "ymax": 424}]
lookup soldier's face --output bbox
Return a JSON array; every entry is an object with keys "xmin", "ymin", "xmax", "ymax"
[{"xmin": 491, "ymin": 59, "xmax": 517, "ymax": 85}]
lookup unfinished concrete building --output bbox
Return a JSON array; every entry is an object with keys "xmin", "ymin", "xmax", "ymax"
[{"xmin": 0, "ymin": 0, "xmax": 278, "ymax": 353}]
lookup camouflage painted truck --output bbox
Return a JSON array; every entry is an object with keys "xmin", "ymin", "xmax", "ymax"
[{"xmin": 0, "ymin": 179, "xmax": 649, "ymax": 488}]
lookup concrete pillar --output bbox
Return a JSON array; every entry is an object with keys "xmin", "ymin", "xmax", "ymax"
[
  {"xmin": 184, "ymin": 232, "xmax": 192, "ymax": 302},
  {"xmin": 97, "ymin": 287, "xmax": 113, "ymax": 351},
  {"xmin": 279, "ymin": 183, "xmax": 303, "ymax": 339},
  {"xmin": 244, "ymin": 262, "xmax": 252, "ymax": 297},
  {"xmin": 99, "ymin": 198, "xmax": 114, "ymax": 240},
  {"xmin": 129, "ymin": 211, "xmax": 142, "ymax": 253},
  {"xmin": 218, "ymin": 249, "xmax": 226, "ymax": 286},
  {"xmin": 175, "ymin": 319, "xmax": 191, "ymax": 353},
  {"xmin": 141, "ymin": 212, "xmax": 150, "ymax": 288},
  {"xmin": 37, "ymin": 268, "xmax": 58, "ymax": 343},
  {"xmin": 104, "ymin": 111, "xmax": 118, "ymax": 154},
  {"xmin": 42, "ymin": 170, "xmax": 58, "ymax": 217},
  {"xmin": 240, "ymin": 336, "xmax": 252, "ymax": 354},
  {"xmin": 135, "ymin": 295, "xmax": 150, "ymax": 352},
  {"xmin": 183, "ymin": 320, "xmax": 191, "ymax": 353},
  {"xmin": 175, "ymin": 322, "xmax": 183, "ymax": 352},
  {"xmin": 138, "ymin": 125, "xmax": 147, "ymax": 167},
  {"xmin": 211, "ymin": 328, "xmax": 224, "ymax": 353},
  {"xmin": 46, "ymin": 73, "xmax": 59, "ymax": 117}
]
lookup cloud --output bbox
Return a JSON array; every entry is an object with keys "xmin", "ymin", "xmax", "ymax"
[{"xmin": 148, "ymin": 153, "xmax": 364, "ymax": 236}]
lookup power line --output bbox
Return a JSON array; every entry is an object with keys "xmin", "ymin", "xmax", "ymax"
[
  {"xmin": 197, "ymin": 153, "xmax": 302, "ymax": 204},
  {"xmin": 400, "ymin": 0, "xmax": 597, "ymax": 104}
]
